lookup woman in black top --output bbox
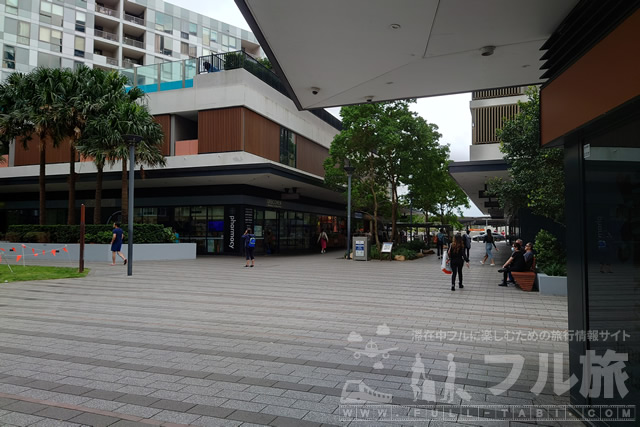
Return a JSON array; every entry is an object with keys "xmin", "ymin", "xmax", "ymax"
[{"xmin": 448, "ymin": 234, "xmax": 470, "ymax": 291}]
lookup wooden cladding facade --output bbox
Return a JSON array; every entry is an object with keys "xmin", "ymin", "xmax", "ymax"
[
  {"xmin": 472, "ymin": 103, "xmax": 520, "ymax": 144},
  {"xmin": 198, "ymin": 107, "xmax": 243, "ymax": 153},
  {"xmin": 296, "ymin": 135, "xmax": 328, "ymax": 177},
  {"xmin": 14, "ymin": 135, "xmax": 76, "ymax": 166},
  {"xmin": 243, "ymin": 108, "xmax": 280, "ymax": 162},
  {"xmin": 153, "ymin": 114, "xmax": 171, "ymax": 156}
]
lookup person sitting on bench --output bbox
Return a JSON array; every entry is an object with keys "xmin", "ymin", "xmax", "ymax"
[{"xmin": 498, "ymin": 242, "xmax": 527, "ymax": 287}]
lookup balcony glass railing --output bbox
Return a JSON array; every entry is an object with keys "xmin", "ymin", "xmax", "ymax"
[
  {"xmin": 123, "ymin": 37, "xmax": 144, "ymax": 49},
  {"xmin": 198, "ymin": 51, "xmax": 342, "ymax": 130},
  {"xmin": 118, "ymin": 53, "xmax": 341, "ymax": 130},
  {"xmin": 95, "ymin": 4, "xmax": 119, "ymax": 18},
  {"xmin": 124, "ymin": 13, "xmax": 145, "ymax": 26},
  {"xmin": 94, "ymin": 29, "xmax": 118, "ymax": 42},
  {"xmin": 106, "ymin": 57, "xmax": 119, "ymax": 66}
]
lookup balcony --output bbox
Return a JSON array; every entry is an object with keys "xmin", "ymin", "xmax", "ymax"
[
  {"xmin": 106, "ymin": 57, "xmax": 119, "ymax": 66},
  {"xmin": 124, "ymin": 13, "xmax": 145, "ymax": 26},
  {"xmin": 123, "ymin": 37, "xmax": 144, "ymax": 49},
  {"xmin": 95, "ymin": 29, "xmax": 119, "ymax": 42},
  {"xmin": 123, "ymin": 58, "xmax": 142, "ymax": 69},
  {"xmin": 95, "ymin": 4, "xmax": 119, "ymax": 19}
]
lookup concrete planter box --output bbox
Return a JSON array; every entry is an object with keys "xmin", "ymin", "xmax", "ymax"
[
  {"xmin": 538, "ymin": 273, "xmax": 567, "ymax": 296},
  {"xmin": 7, "ymin": 243, "xmax": 196, "ymax": 262}
]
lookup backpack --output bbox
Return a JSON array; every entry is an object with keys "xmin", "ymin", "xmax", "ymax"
[{"xmin": 248, "ymin": 236, "xmax": 256, "ymax": 248}]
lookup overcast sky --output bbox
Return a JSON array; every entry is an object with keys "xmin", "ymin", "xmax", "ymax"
[{"xmin": 166, "ymin": 0, "xmax": 484, "ymax": 216}]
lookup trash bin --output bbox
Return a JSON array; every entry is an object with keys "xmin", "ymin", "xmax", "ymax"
[{"xmin": 353, "ymin": 237, "xmax": 369, "ymax": 261}]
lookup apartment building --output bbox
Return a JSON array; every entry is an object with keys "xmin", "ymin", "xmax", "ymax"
[
  {"xmin": 0, "ymin": 1, "xmax": 346, "ymax": 255},
  {"xmin": 0, "ymin": 0, "xmax": 261, "ymax": 81}
]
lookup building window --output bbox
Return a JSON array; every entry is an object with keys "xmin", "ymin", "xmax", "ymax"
[
  {"xmin": 6, "ymin": 0, "xmax": 18, "ymax": 15},
  {"xmin": 189, "ymin": 22, "xmax": 197, "ymax": 36},
  {"xmin": 39, "ymin": 27, "xmax": 63, "ymax": 52},
  {"xmin": 203, "ymin": 27, "xmax": 210, "ymax": 47},
  {"xmin": 40, "ymin": 1, "xmax": 64, "ymax": 27},
  {"xmin": 180, "ymin": 42, "xmax": 189, "ymax": 55},
  {"xmin": 17, "ymin": 21, "xmax": 30, "ymax": 45},
  {"xmin": 37, "ymin": 51, "xmax": 61, "ymax": 68},
  {"xmin": 280, "ymin": 128, "xmax": 296, "ymax": 168},
  {"xmin": 189, "ymin": 45, "xmax": 197, "ymax": 58},
  {"xmin": 74, "ymin": 36, "xmax": 85, "ymax": 57},
  {"xmin": 75, "ymin": 11, "xmax": 86, "ymax": 32},
  {"xmin": 155, "ymin": 12, "xmax": 172, "ymax": 34},
  {"xmin": 155, "ymin": 34, "xmax": 171, "ymax": 56},
  {"xmin": 180, "ymin": 31, "xmax": 189, "ymax": 40},
  {"xmin": 2, "ymin": 45, "xmax": 16, "ymax": 69},
  {"xmin": 210, "ymin": 30, "xmax": 218, "ymax": 44}
]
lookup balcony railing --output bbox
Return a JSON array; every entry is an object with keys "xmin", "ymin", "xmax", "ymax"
[
  {"xmin": 95, "ymin": 4, "xmax": 119, "ymax": 18},
  {"xmin": 123, "ymin": 37, "xmax": 144, "ymax": 49},
  {"xmin": 124, "ymin": 13, "xmax": 145, "ymax": 26},
  {"xmin": 95, "ymin": 29, "xmax": 118, "ymax": 42},
  {"xmin": 106, "ymin": 57, "xmax": 119, "ymax": 66},
  {"xmin": 197, "ymin": 51, "xmax": 342, "ymax": 130},
  {"xmin": 122, "ymin": 59, "xmax": 142, "ymax": 69}
]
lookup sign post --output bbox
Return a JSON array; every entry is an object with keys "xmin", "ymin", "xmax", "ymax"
[{"xmin": 381, "ymin": 242, "xmax": 393, "ymax": 261}]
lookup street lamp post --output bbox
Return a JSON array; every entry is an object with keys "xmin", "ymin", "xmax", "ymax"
[
  {"xmin": 343, "ymin": 160, "xmax": 355, "ymax": 260},
  {"xmin": 123, "ymin": 134, "xmax": 142, "ymax": 276}
]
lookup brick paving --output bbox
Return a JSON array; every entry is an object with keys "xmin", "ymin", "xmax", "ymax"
[{"xmin": 0, "ymin": 242, "xmax": 575, "ymax": 426}]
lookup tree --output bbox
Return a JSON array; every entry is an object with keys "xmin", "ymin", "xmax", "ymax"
[
  {"xmin": 0, "ymin": 68, "xmax": 76, "ymax": 225},
  {"xmin": 488, "ymin": 87, "xmax": 565, "ymax": 223},
  {"xmin": 84, "ymin": 99, "xmax": 165, "ymax": 222},
  {"xmin": 76, "ymin": 69, "xmax": 149, "ymax": 224},
  {"xmin": 324, "ymin": 100, "xmax": 448, "ymax": 246}
]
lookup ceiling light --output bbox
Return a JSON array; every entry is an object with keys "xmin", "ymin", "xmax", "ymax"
[{"xmin": 389, "ymin": 24, "xmax": 401, "ymax": 30}]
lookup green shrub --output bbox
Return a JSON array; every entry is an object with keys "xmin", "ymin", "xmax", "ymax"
[
  {"xmin": 4, "ymin": 232, "xmax": 21, "ymax": 242},
  {"xmin": 398, "ymin": 240, "xmax": 426, "ymax": 252},
  {"xmin": 370, "ymin": 245, "xmax": 381, "ymax": 259},
  {"xmin": 534, "ymin": 229, "xmax": 566, "ymax": 276},
  {"xmin": 7, "ymin": 224, "xmax": 174, "ymax": 244},
  {"xmin": 392, "ymin": 247, "xmax": 418, "ymax": 260},
  {"xmin": 24, "ymin": 231, "xmax": 49, "ymax": 243}
]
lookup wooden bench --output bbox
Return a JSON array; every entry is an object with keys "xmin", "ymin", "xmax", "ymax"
[{"xmin": 511, "ymin": 257, "xmax": 537, "ymax": 292}]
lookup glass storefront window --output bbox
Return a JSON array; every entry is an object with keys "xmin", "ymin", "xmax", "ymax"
[{"xmin": 583, "ymin": 119, "xmax": 639, "ymax": 407}]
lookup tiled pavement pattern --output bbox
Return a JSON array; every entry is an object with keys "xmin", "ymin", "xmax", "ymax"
[{"xmin": 0, "ymin": 242, "xmax": 574, "ymax": 426}]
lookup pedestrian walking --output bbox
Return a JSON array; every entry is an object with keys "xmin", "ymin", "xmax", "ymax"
[
  {"xmin": 317, "ymin": 230, "xmax": 328, "ymax": 254},
  {"xmin": 436, "ymin": 228, "xmax": 445, "ymax": 259},
  {"xmin": 481, "ymin": 228, "xmax": 498, "ymax": 266},
  {"xmin": 242, "ymin": 228, "xmax": 256, "ymax": 267},
  {"xmin": 447, "ymin": 234, "xmax": 469, "ymax": 291},
  {"xmin": 110, "ymin": 223, "xmax": 127, "ymax": 266},
  {"xmin": 462, "ymin": 229, "xmax": 472, "ymax": 259}
]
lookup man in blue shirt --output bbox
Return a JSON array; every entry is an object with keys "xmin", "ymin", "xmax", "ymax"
[{"xmin": 111, "ymin": 223, "xmax": 127, "ymax": 266}]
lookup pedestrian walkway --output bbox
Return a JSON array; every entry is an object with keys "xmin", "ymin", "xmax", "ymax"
[{"xmin": 0, "ymin": 242, "xmax": 574, "ymax": 426}]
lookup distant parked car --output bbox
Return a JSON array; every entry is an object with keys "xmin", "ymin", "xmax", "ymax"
[{"xmin": 472, "ymin": 232, "xmax": 505, "ymax": 242}]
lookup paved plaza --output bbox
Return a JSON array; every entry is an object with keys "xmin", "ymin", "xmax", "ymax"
[{"xmin": 0, "ymin": 242, "xmax": 574, "ymax": 426}]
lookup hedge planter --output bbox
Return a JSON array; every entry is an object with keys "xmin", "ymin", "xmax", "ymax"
[
  {"xmin": 538, "ymin": 273, "xmax": 567, "ymax": 296},
  {"xmin": 6, "ymin": 243, "xmax": 196, "ymax": 263}
]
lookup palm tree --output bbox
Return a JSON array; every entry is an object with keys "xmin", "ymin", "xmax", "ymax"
[
  {"xmin": 0, "ymin": 68, "xmax": 75, "ymax": 225},
  {"xmin": 79, "ymin": 77, "xmax": 165, "ymax": 223}
]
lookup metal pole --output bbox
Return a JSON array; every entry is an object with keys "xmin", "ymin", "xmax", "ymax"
[
  {"xmin": 79, "ymin": 204, "xmax": 85, "ymax": 273},
  {"xmin": 127, "ymin": 143, "xmax": 134, "ymax": 276},
  {"xmin": 346, "ymin": 172, "xmax": 352, "ymax": 259},
  {"xmin": 409, "ymin": 204, "xmax": 413, "ymax": 241}
]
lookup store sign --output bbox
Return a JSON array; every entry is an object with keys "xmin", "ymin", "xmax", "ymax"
[
  {"xmin": 225, "ymin": 206, "xmax": 239, "ymax": 253},
  {"xmin": 266, "ymin": 199, "xmax": 282, "ymax": 208},
  {"xmin": 244, "ymin": 208, "xmax": 254, "ymax": 232}
]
